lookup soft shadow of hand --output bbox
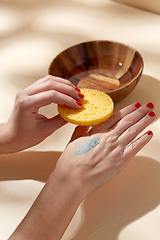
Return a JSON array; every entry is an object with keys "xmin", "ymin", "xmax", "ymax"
[
  {"xmin": 65, "ymin": 156, "xmax": 160, "ymax": 240},
  {"xmin": 0, "ymin": 151, "xmax": 62, "ymax": 182},
  {"xmin": 114, "ymin": 74, "xmax": 160, "ymax": 121}
]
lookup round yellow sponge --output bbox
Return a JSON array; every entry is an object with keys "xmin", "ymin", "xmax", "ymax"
[{"xmin": 58, "ymin": 89, "xmax": 114, "ymax": 126}]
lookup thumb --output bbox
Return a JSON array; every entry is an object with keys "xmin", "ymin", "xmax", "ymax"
[{"xmin": 46, "ymin": 114, "xmax": 68, "ymax": 134}]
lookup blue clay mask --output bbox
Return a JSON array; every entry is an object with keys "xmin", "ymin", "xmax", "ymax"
[{"xmin": 75, "ymin": 138, "xmax": 100, "ymax": 155}]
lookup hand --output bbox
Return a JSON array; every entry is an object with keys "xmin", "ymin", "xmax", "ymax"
[
  {"xmin": 56, "ymin": 102, "xmax": 155, "ymax": 199},
  {"xmin": 8, "ymin": 103, "xmax": 155, "ymax": 240},
  {"xmin": 0, "ymin": 75, "xmax": 84, "ymax": 153}
]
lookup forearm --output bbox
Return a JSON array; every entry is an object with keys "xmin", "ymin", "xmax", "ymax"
[{"xmin": 8, "ymin": 168, "xmax": 83, "ymax": 240}]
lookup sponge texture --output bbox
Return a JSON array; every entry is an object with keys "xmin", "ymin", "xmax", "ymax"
[{"xmin": 58, "ymin": 89, "xmax": 114, "ymax": 126}]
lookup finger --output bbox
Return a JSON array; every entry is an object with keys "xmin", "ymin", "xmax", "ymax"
[
  {"xmin": 119, "ymin": 110, "xmax": 155, "ymax": 146},
  {"xmin": 87, "ymin": 102, "xmax": 142, "ymax": 135},
  {"xmin": 26, "ymin": 90, "xmax": 83, "ymax": 110},
  {"xmin": 69, "ymin": 126, "xmax": 90, "ymax": 143},
  {"xmin": 123, "ymin": 131, "xmax": 153, "ymax": 163},
  {"xmin": 24, "ymin": 75, "xmax": 83, "ymax": 102},
  {"xmin": 48, "ymin": 114, "xmax": 68, "ymax": 132},
  {"xmin": 28, "ymin": 75, "xmax": 75, "ymax": 91},
  {"xmin": 113, "ymin": 103, "xmax": 154, "ymax": 136},
  {"xmin": 37, "ymin": 75, "xmax": 75, "ymax": 87}
]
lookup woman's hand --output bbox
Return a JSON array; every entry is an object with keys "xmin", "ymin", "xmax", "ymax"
[
  {"xmin": 0, "ymin": 75, "xmax": 84, "ymax": 154},
  {"xmin": 8, "ymin": 102, "xmax": 155, "ymax": 240},
  {"xmin": 56, "ymin": 102, "xmax": 155, "ymax": 199}
]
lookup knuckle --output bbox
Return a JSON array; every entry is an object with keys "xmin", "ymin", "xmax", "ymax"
[
  {"xmin": 103, "ymin": 134, "xmax": 119, "ymax": 152},
  {"xmin": 128, "ymin": 126, "xmax": 137, "ymax": 135},
  {"xmin": 15, "ymin": 90, "xmax": 23, "ymax": 101},
  {"xmin": 106, "ymin": 135, "xmax": 118, "ymax": 144},
  {"xmin": 45, "ymin": 79, "xmax": 54, "ymax": 89},
  {"xmin": 123, "ymin": 116, "xmax": 133, "ymax": 125},
  {"xmin": 43, "ymin": 75, "xmax": 51, "ymax": 82},
  {"xmin": 18, "ymin": 99, "xmax": 26, "ymax": 109},
  {"xmin": 131, "ymin": 142, "xmax": 137, "ymax": 151},
  {"xmin": 16, "ymin": 97, "xmax": 28, "ymax": 111},
  {"xmin": 15, "ymin": 90, "xmax": 30, "ymax": 111},
  {"xmin": 47, "ymin": 89, "xmax": 57, "ymax": 98}
]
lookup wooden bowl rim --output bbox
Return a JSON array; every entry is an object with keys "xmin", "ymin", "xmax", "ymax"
[{"xmin": 49, "ymin": 40, "xmax": 144, "ymax": 93}]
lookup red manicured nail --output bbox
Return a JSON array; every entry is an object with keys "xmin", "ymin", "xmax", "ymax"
[
  {"xmin": 148, "ymin": 111, "xmax": 155, "ymax": 117},
  {"xmin": 76, "ymin": 101, "xmax": 82, "ymax": 106},
  {"xmin": 147, "ymin": 130, "xmax": 153, "ymax": 135},
  {"xmin": 78, "ymin": 93, "xmax": 84, "ymax": 99},
  {"xmin": 135, "ymin": 102, "xmax": 141, "ymax": 108},
  {"xmin": 75, "ymin": 87, "xmax": 81, "ymax": 92},
  {"xmin": 146, "ymin": 102, "xmax": 154, "ymax": 108}
]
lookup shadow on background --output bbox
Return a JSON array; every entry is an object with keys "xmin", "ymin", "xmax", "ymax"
[
  {"xmin": 0, "ymin": 0, "xmax": 60, "ymax": 8},
  {"xmin": 0, "ymin": 152, "xmax": 160, "ymax": 240},
  {"xmin": 114, "ymin": 74, "xmax": 160, "ymax": 120},
  {"xmin": 0, "ymin": 151, "xmax": 61, "ymax": 182},
  {"xmin": 67, "ymin": 155, "xmax": 160, "ymax": 240}
]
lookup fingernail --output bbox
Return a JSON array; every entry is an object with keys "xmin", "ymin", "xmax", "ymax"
[
  {"xmin": 148, "ymin": 111, "xmax": 155, "ymax": 117},
  {"xmin": 78, "ymin": 93, "xmax": 84, "ymax": 99},
  {"xmin": 135, "ymin": 102, "xmax": 141, "ymax": 108},
  {"xmin": 147, "ymin": 130, "xmax": 153, "ymax": 135},
  {"xmin": 76, "ymin": 101, "xmax": 82, "ymax": 106},
  {"xmin": 146, "ymin": 102, "xmax": 154, "ymax": 108},
  {"xmin": 75, "ymin": 87, "xmax": 81, "ymax": 92}
]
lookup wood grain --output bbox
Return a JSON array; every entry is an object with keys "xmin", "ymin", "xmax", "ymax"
[{"xmin": 49, "ymin": 40, "xmax": 143, "ymax": 103}]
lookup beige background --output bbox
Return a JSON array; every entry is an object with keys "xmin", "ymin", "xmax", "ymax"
[{"xmin": 0, "ymin": 0, "xmax": 160, "ymax": 239}]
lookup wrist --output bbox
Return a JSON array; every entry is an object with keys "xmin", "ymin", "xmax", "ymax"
[
  {"xmin": 48, "ymin": 167, "xmax": 85, "ymax": 204},
  {"xmin": 0, "ymin": 123, "xmax": 10, "ymax": 154},
  {"xmin": 40, "ymin": 169, "xmax": 84, "ymax": 238},
  {"xmin": 10, "ymin": 169, "xmax": 84, "ymax": 240},
  {"xmin": 0, "ymin": 123, "xmax": 18, "ymax": 154}
]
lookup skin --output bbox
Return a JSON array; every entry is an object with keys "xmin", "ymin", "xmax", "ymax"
[
  {"xmin": 0, "ymin": 75, "xmax": 155, "ymax": 239},
  {"xmin": 74, "ymin": 138, "xmax": 100, "ymax": 155},
  {"xmin": 0, "ymin": 75, "xmax": 83, "ymax": 154}
]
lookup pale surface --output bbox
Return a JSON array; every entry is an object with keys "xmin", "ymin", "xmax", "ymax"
[{"xmin": 0, "ymin": 0, "xmax": 160, "ymax": 239}]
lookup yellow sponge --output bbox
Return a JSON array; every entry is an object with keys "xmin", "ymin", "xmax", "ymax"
[{"xmin": 58, "ymin": 88, "xmax": 114, "ymax": 126}]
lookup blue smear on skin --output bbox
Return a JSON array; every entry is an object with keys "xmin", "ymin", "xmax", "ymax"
[{"xmin": 75, "ymin": 138, "xmax": 100, "ymax": 155}]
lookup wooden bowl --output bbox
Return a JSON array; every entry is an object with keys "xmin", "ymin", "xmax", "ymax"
[{"xmin": 49, "ymin": 40, "xmax": 144, "ymax": 103}]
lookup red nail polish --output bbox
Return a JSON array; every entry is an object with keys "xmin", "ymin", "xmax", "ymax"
[
  {"xmin": 78, "ymin": 93, "xmax": 84, "ymax": 99},
  {"xmin": 146, "ymin": 102, "xmax": 154, "ymax": 108},
  {"xmin": 148, "ymin": 111, "xmax": 155, "ymax": 117},
  {"xmin": 75, "ymin": 87, "xmax": 81, "ymax": 92},
  {"xmin": 147, "ymin": 130, "xmax": 153, "ymax": 135},
  {"xmin": 76, "ymin": 101, "xmax": 82, "ymax": 106},
  {"xmin": 135, "ymin": 102, "xmax": 141, "ymax": 108}
]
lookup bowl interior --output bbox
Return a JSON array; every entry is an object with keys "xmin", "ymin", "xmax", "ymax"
[{"xmin": 49, "ymin": 41, "xmax": 143, "ymax": 103}]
